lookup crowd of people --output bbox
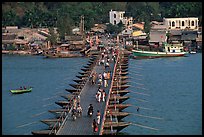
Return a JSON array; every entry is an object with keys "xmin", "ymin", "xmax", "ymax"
[{"xmin": 68, "ymin": 43, "xmax": 119, "ymax": 134}]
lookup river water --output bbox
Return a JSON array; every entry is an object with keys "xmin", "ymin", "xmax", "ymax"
[{"xmin": 2, "ymin": 53, "xmax": 202, "ymax": 135}]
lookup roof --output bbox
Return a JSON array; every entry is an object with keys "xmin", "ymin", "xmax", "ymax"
[
  {"xmin": 149, "ymin": 30, "xmax": 167, "ymax": 43},
  {"xmin": 132, "ymin": 30, "xmax": 146, "ymax": 37},
  {"xmin": 181, "ymin": 33, "xmax": 197, "ymax": 41},
  {"xmin": 132, "ymin": 23, "xmax": 144, "ymax": 30},
  {"xmin": 169, "ymin": 30, "xmax": 182, "ymax": 35}
]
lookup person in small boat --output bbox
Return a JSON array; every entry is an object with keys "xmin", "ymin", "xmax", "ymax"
[
  {"xmin": 24, "ymin": 86, "xmax": 26, "ymax": 89},
  {"xmin": 137, "ymin": 107, "xmax": 140, "ymax": 112},
  {"xmin": 20, "ymin": 86, "xmax": 23, "ymax": 90}
]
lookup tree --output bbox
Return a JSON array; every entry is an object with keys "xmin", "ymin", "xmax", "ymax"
[{"xmin": 47, "ymin": 27, "xmax": 57, "ymax": 46}]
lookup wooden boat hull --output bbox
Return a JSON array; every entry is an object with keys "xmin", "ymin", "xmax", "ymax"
[
  {"xmin": 10, "ymin": 88, "xmax": 32, "ymax": 94},
  {"xmin": 113, "ymin": 76, "xmax": 128, "ymax": 80},
  {"xmin": 69, "ymin": 84, "xmax": 83, "ymax": 89},
  {"xmin": 55, "ymin": 100, "xmax": 70, "ymax": 107},
  {"xmin": 73, "ymin": 79, "xmax": 85, "ymax": 84},
  {"xmin": 108, "ymin": 104, "xmax": 131, "ymax": 110},
  {"xmin": 109, "ymin": 96, "xmax": 129, "ymax": 103},
  {"xmin": 106, "ymin": 112, "xmax": 129, "ymax": 120},
  {"xmin": 41, "ymin": 119, "xmax": 60, "ymax": 126},
  {"xmin": 113, "ymin": 80, "xmax": 129, "ymax": 85},
  {"xmin": 115, "ymin": 72, "xmax": 128, "ymax": 76},
  {"xmin": 49, "ymin": 109, "xmax": 68, "ymax": 113},
  {"xmin": 112, "ymin": 85, "xmax": 130, "ymax": 90},
  {"xmin": 31, "ymin": 130, "xmax": 54, "ymax": 135},
  {"xmin": 111, "ymin": 90, "xmax": 130, "ymax": 96},
  {"xmin": 81, "ymin": 68, "xmax": 91, "ymax": 72},
  {"xmin": 103, "ymin": 122, "xmax": 130, "ymax": 132},
  {"xmin": 76, "ymin": 75, "xmax": 88, "ymax": 79},
  {"xmin": 60, "ymin": 94, "xmax": 74, "ymax": 100},
  {"xmin": 65, "ymin": 89, "xmax": 81, "ymax": 93}
]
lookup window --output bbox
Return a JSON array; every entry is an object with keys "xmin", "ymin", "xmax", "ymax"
[
  {"xmin": 179, "ymin": 21, "xmax": 181, "ymax": 26},
  {"xmin": 114, "ymin": 20, "xmax": 116, "ymax": 25},
  {"xmin": 182, "ymin": 21, "xmax": 185, "ymax": 26},
  {"xmin": 172, "ymin": 21, "xmax": 175, "ymax": 27},
  {"xmin": 114, "ymin": 14, "xmax": 116, "ymax": 18},
  {"xmin": 169, "ymin": 21, "xmax": 171, "ymax": 26},
  {"xmin": 121, "ymin": 13, "xmax": 123, "ymax": 18},
  {"xmin": 191, "ymin": 21, "xmax": 194, "ymax": 26},
  {"xmin": 188, "ymin": 20, "xmax": 190, "ymax": 26}
]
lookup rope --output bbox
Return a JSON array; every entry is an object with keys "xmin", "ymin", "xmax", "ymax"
[{"xmin": 129, "ymin": 122, "xmax": 160, "ymax": 131}]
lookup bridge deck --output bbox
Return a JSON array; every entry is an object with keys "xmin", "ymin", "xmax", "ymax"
[{"xmin": 57, "ymin": 57, "xmax": 114, "ymax": 135}]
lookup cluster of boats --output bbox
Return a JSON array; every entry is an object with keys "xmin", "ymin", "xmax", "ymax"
[
  {"xmin": 31, "ymin": 55, "xmax": 99, "ymax": 135},
  {"xmin": 100, "ymin": 50, "xmax": 131, "ymax": 135}
]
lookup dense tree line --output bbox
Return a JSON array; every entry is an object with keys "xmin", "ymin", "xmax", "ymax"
[{"xmin": 2, "ymin": 2, "xmax": 202, "ymax": 34}]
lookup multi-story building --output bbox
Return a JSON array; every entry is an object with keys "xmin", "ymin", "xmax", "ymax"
[
  {"xmin": 109, "ymin": 9, "xmax": 133, "ymax": 29},
  {"xmin": 164, "ymin": 17, "xmax": 199, "ymax": 31}
]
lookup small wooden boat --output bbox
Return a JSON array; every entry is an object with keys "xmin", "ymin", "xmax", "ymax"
[
  {"xmin": 73, "ymin": 79, "xmax": 85, "ymax": 84},
  {"xmin": 65, "ymin": 89, "xmax": 80, "ymax": 93},
  {"xmin": 86, "ymin": 63, "xmax": 92, "ymax": 66},
  {"xmin": 31, "ymin": 130, "xmax": 55, "ymax": 135},
  {"xmin": 55, "ymin": 100, "xmax": 70, "ymax": 107},
  {"xmin": 108, "ymin": 104, "xmax": 131, "ymax": 110},
  {"xmin": 41, "ymin": 118, "xmax": 61, "ymax": 126},
  {"xmin": 101, "ymin": 129, "xmax": 117, "ymax": 135},
  {"xmin": 106, "ymin": 111, "xmax": 130, "ymax": 120},
  {"xmin": 88, "ymin": 60, "xmax": 94, "ymax": 63},
  {"xmin": 115, "ymin": 72, "xmax": 128, "ymax": 76},
  {"xmin": 60, "ymin": 94, "xmax": 74, "ymax": 100},
  {"xmin": 81, "ymin": 68, "xmax": 91, "ymax": 72},
  {"xmin": 69, "ymin": 84, "xmax": 84, "ymax": 89},
  {"xmin": 112, "ymin": 85, "xmax": 130, "ymax": 90},
  {"xmin": 189, "ymin": 51, "xmax": 196, "ymax": 54},
  {"xmin": 83, "ymin": 65, "xmax": 90, "ymax": 69},
  {"xmin": 10, "ymin": 87, "xmax": 32, "ymax": 94},
  {"xmin": 113, "ymin": 76, "xmax": 128, "ymax": 80},
  {"xmin": 103, "ymin": 121, "xmax": 130, "ymax": 132},
  {"xmin": 78, "ymin": 72, "xmax": 88, "ymax": 75},
  {"xmin": 110, "ymin": 90, "xmax": 130, "ymax": 96},
  {"xmin": 113, "ymin": 80, "xmax": 129, "ymax": 85},
  {"xmin": 109, "ymin": 96, "xmax": 129, "ymax": 103},
  {"xmin": 48, "ymin": 109, "xmax": 69, "ymax": 117},
  {"xmin": 76, "ymin": 75, "xmax": 88, "ymax": 79}
]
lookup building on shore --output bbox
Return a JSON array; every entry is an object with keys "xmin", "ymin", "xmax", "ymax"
[
  {"xmin": 109, "ymin": 9, "xmax": 133, "ymax": 30},
  {"xmin": 163, "ymin": 17, "xmax": 199, "ymax": 31}
]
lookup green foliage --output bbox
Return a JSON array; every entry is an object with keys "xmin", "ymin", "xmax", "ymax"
[
  {"xmin": 2, "ymin": 2, "xmax": 202, "ymax": 31},
  {"xmin": 47, "ymin": 27, "xmax": 58, "ymax": 45}
]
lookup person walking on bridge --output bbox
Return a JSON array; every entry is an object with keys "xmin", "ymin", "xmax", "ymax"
[
  {"xmin": 92, "ymin": 119, "xmax": 98, "ymax": 133},
  {"xmin": 96, "ymin": 110, "xmax": 101, "ymax": 125}
]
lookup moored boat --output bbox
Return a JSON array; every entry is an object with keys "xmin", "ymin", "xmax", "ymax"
[{"xmin": 132, "ymin": 41, "xmax": 188, "ymax": 58}]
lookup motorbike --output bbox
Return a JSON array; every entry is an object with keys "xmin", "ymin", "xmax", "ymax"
[{"xmin": 87, "ymin": 108, "xmax": 93, "ymax": 116}]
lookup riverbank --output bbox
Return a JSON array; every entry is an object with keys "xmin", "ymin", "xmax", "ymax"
[{"xmin": 2, "ymin": 50, "xmax": 31, "ymax": 55}]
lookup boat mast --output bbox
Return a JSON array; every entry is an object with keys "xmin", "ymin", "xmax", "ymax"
[{"xmin": 136, "ymin": 41, "xmax": 138, "ymax": 50}]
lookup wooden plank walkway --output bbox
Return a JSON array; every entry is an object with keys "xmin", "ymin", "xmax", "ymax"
[{"xmin": 57, "ymin": 56, "xmax": 114, "ymax": 135}]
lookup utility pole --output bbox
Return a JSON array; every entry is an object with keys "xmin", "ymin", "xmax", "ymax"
[{"xmin": 80, "ymin": 15, "xmax": 84, "ymax": 35}]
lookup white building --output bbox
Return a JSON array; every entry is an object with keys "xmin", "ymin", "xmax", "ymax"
[
  {"xmin": 164, "ymin": 17, "xmax": 199, "ymax": 30},
  {"xmin": 109, "ymin": 9, "xmax": 133, "ymax": 29}
]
